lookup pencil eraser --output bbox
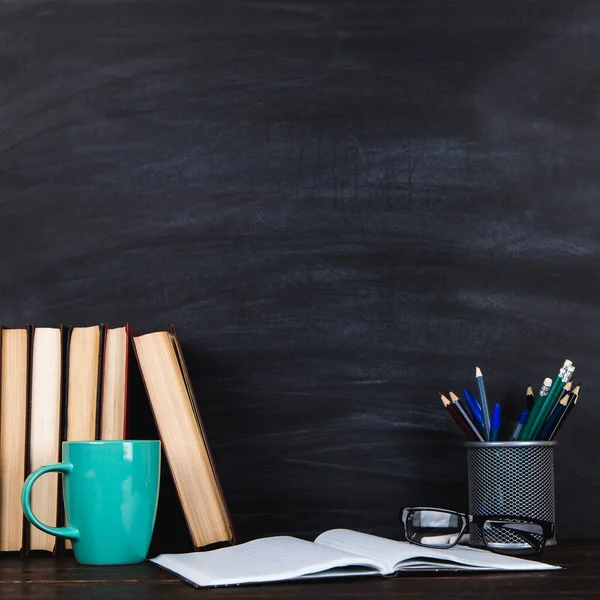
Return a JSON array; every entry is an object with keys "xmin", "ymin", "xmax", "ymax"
[
  {"xmin": 563, "ymin": 359, "xmax": 573, "ymax": 367},
  {"xmin": 544, "ymin": 377, "xmax": 553, "ymax": 386}
]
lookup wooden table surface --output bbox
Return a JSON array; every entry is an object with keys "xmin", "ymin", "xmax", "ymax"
[{"xmin": 1, "ymin": 540, "xmax": 598, "ymax": 599}]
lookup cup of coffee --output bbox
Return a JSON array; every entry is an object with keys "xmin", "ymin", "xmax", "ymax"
[{"xmin": 22, "ymin": 440, "xmax": 160, "ymax": 565}]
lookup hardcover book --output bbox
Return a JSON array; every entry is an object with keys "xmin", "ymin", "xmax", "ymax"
[
  {"xmin": 99, "ymin": 324, "xmax": 130, "ymax": 440},
  {"xmin": 132, "ymin": 327, "xmax": 234, "ymax": 550},
  {"xmin": 26, "ymin": 325, "xmax": 63, "ymax": 554},
  {"xmin": 0, "ymin": 327, "xmax": 29, "ymax": 552}
]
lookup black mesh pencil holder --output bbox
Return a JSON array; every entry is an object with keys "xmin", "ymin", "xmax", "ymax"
[{"xmin": 465, "ymin": 441, "xmax": 557, "ymax": 550}]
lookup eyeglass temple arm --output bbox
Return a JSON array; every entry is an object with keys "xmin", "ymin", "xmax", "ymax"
[{"xmin": 470, "ymin": 515, "xmax": 552, "ymax": 530}]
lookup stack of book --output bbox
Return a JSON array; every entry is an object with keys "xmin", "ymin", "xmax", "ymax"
[{"xmin": 0, "ymin": 324, "xmax": 234, "ymax": 554}]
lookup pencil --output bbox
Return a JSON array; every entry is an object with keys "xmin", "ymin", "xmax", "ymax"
[
  {"xmin": 549, "ymin": 385, "xmax": 580, "ymax": 440},
  {"xmin": 439, "ymin": 392, "xmax": 478, "ymax": 441},
  {"xmin": 525, "ymin": 386, "xmax": 535, "ymax": 412},
  {"xmin": 528, "ymin": 362, "xmax": 574, "ymax": 440},
  {"xmin": 537, "ymin": 393, "xmax": 570, "ymax": 440},
  {"xmin": 558, "ymin": 380, "xmax": 573, "ymax": 400},
  {"xmin": 475, "ymin": 367, "xmax": 491, "ymax": 440},
  {"xmin": 519, "ymin": 377, "xmax": 553, "ymax": 440},
  {"xmin": 535, "ymin": 380, "xmax": 573, "ymax": 436},
  {"xmin": 449, "ymin": 391, "xmax": 484, "ymax": 442}
]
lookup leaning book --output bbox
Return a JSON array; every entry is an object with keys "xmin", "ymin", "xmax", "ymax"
[
  {"xmin": 132, "ymin": 326, "xmax": 234, "ymax": 550},
  {"xmin": 150, "ymin": 529, "xmax": 560, "ymax": 588}
]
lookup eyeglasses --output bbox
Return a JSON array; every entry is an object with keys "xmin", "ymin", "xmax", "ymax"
[{"xmin": 400, "ymin": 507, "xmax": 554, "ymax": 556}]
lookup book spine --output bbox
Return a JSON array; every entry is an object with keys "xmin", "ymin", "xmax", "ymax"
[
  {"xmin": 123, "ymin": 323, "xmax": 131, "ymax": 439},
  {"xmin": 94, "ymin": 324, "xmax": 106, "ymax": 440},
  {"xmin": 60, "ymin": 326, "xmax": 74, "ymax": 448},
  {"xmin": 57, "ymin": 325, "xmax": 72, "ymax": 556},
  {"xmin": 53, "ymin": 324, "xmax": 65, "ymax": 556},
  {"xmin": 22, "ymin": 324, "xmax": 34, "ymax": 556}
]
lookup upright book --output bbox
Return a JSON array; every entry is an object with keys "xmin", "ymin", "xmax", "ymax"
[
  {"xmin": 63, "ymin": 324, "xmax": 104, "ymax": 550},
  {"xmin": 0, "ymin": 327, "xmax": 29, "ymax": 552},
  {"xmin": 132, "ymin": 327, "xmax": 234, "ymax": 550},
  {"xmin": 27, "ymin": 325, "xmax": 63, "ymax": 554},
  {"xmin": 99, "ymin": 324, "xmax": 129, "ymax": 440},
  {"xmin": 151, "ymin": 529, "xmax": 559, "ymax": 587},
  {"xmin": 63, "ymin": 325, "xmax": 104, "ymax": 442}
]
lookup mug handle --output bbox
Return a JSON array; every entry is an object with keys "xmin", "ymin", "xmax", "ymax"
[{"xmin": 21, "ymin": 463, "xmax": 80, "ymax": 540}]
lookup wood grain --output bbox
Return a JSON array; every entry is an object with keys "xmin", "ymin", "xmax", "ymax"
[{"xmin": 0, "ymin": 541, "xmax": 598, "ymax": 599}]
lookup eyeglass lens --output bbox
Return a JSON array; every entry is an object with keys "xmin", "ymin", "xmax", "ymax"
[
  {"xmin": 404, "ymin": 510, "xmax": 464, "ymax": 547},
  {"xmin": 482, "ymin": 520, "xmax": 545, "ymax": 555}
]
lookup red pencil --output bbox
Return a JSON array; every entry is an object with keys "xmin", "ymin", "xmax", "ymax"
[
  {"xmin": 439, "ymin": 391, "xmax": 478, "ymax": 441},
  {"xmin": 449, "ymin": 391, "xmax": 485, "ymax": 441}
]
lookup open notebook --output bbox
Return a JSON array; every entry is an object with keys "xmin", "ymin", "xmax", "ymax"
[{"xmin": 150, "ymin": 529, "xmax": 559, "ymax": 587}]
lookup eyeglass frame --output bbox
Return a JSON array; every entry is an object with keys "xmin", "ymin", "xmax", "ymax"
[{"xmin": 400, "ymin": 507, "xmax": 554, "ymax": 555}]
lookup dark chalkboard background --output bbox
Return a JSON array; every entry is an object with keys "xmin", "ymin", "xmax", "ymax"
[{"xmin": 1, "ymin": 0, "xmax": 599, "ymax": 550}]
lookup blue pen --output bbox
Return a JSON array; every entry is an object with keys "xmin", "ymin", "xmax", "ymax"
[
  {"xmin": 490, "ymin": 403, "xmax": 501, "ymax": 441},
  {"xmin": 510, "ymin": 409, "xmax": 528, "ymax": 441},
  {"xmin": 463, "ymin": 390, "xmax": 485, "ymax": 437}
]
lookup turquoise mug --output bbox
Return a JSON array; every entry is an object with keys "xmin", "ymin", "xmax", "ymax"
[{"xmin": 22, "ymin": 440, "xmax": 160, "ymax": 565}]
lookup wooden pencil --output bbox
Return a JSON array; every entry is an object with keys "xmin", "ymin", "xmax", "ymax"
[
  {"xmin": 525, "ymin": 386, "xmax": 535, "ymax": 412},
  {"xmin": 549, "ymin": 385, "xmax": 580, "ymax": 440},
  {"xmin": 537, "ymin": 394, "xmax": 570, "ymax": 440},
  {"xmin": 438, "ymin": 392, "xmax": 478, "ymax": 441},
  {"xmin": 449, "ymin": 391, "xmax": 485, "ymax": 441}
]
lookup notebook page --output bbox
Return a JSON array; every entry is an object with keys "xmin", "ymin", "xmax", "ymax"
[
  {"xmin": 315, "ymin": 529, "xmax": 406, "ymax": 573},
  {"xmin": 391, "ymin": 542, "xmax": 560, "ymax": 571},
  {"xmin": 151, "ymin": 536, "xmax": 385, "ymax": 587},
  {"xmin": 314, "ymin": 530, "xmax": 559, "ymax": 573}
]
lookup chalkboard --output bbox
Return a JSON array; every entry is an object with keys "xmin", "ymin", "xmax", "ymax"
[{"xmin": 1, "ymin": 0, "xmax": 599, "ymax": 549}]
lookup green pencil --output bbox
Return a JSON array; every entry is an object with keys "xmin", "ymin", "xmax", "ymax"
[
  {"xmin": 528, "ymin": 364, "xmax": 575, "ymax": 440},
  {"xmin": 520, "ymin": 360, "xmax": 573, "ymax": 441},
  {"xmin": 519, "ymin": 377, "xmax": 553, "ymax": 441}
]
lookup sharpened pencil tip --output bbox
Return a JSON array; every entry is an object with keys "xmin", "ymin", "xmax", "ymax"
[
  {"xmin": 475, "ymin": 366, "xmax": 482, "ymax": 377},
  {"xmin": 527, "ymin": 386, "xmax": 534, "ymax": 396}
]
